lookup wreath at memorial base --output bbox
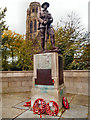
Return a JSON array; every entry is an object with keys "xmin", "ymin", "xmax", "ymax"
[
  {"xmin": 62, "ymin": 97, "xmax": 70, "ymax": 109},
  {"xmin": 33, "ymin": 98, "xmax": 46, "ymax": 115},
  {"xmin": 46, "ymin": 101, "xmax": 59, "ymax": 116},
  {"xmin": 24, "ymin": 101, "xmax": 31, "ymax": 107}
]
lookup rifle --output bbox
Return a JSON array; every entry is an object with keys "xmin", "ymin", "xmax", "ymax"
[{"xmin": 45, "ymin": 24, "xmax": 47, "ymax": 50}]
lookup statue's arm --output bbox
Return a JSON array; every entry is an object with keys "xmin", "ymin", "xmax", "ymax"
[
  {"xmin": 48, "ymin": 14, "xmax": 53, "ymax": 23},
  {"xmin": 37, "ymin": 11, "xmax": 44, "ymax": 24}
]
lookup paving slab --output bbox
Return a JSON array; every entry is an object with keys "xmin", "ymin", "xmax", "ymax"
[
  {"xmin": 1, "ymin": 92, "xmax": 89, "ymax": 119},
  {"xmin": 16, "ymin": 110, "xmax": 59, "ymax": 118},
  {"xmin": 62, "ymin": 103, "xmax": 88, "ymax": 118},
  {"xmin": 2, "ymin": 108, "xmax": 26, "ymax": 118},
  {"xmin": 15, "ymin": 103, "xmax": 88, "ymax": 119},
  {"xmin": 13, "ymin": 94, "xmax": 75, "ymax": 110},
  {"xmin": 16, "ymin": 111, "xmax": 40, "ymax": 118},
  {"xmin": 13, "ymin": 99, "xmax": 31, "ymax": 110},
  {"xmin": 15, "ymin": 99, "xmax": 88, "ymax": 119},
  {"xmin": 14, "ymin": 94, "xmax": 88, "ymax": 119},
  {"xmin": 71, "ymin": 94, "xmax": 88, "ymax": 107},
  {"xmin": 2, "ymin": 92, "xmax": 30, "ymax": 118}
]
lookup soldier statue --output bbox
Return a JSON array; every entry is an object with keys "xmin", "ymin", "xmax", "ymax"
[{"xmin": 38, "ymin": 2, "xmax": 57, "ymax": 51}]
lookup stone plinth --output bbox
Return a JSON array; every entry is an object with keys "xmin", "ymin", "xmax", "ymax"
[{"xmin": 31, "ymin": 52, "xmax": 65, "ymax": 108}]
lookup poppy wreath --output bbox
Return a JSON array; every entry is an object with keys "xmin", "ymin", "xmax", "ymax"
[
  {"xmin": 24, "ymin": 101, "xmax": 31, "ymax": 107},
  {"xmin": 62, "ymin": 97, "xmax": 70, "ymax": 109},
  {"xmin": 33, "ymin": 98, "xmax": 46, "ymax": 115},
  {"xmin": 46, "ymin": 101, "xmax": 59, "ymax": 116}
]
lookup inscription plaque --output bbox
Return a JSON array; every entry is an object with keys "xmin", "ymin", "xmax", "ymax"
[{"xmin": 36, "ymin": 53, "xmax": 51, "ymax": 69}]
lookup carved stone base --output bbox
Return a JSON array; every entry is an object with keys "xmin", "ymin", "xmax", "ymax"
[
  {"xmin": 31, "ymin": 84, "xmax": 66, "ymax": 108},
  {"xmin": 31, "ymin": 52, "xmax": 66, "ymax": 108}
]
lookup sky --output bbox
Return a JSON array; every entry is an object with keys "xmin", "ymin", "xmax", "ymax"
[{"xmin": 0, "ymin": 0, "xmax": 89, "ymax": 35}]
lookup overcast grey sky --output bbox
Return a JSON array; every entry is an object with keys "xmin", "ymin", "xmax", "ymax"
[{"xmin": 0, "ymin": 0, "xmax": 89, "ymax": 34}]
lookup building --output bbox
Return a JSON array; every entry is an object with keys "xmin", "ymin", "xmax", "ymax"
[{"xmin": 26, "ymin": 2, "xmax": 41, "ymax": 42}]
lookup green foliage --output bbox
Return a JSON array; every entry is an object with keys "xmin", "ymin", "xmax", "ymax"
[
  {"xmin": 1, "ymin": 30, "xmax": 25, "ymax": 70},
  {"xmin": 16, "ymin": 40, "xmax": 34, "ymax": 70},
  {"xmin": 1, "ymin": 30, "xmax": 41, "ymax": 71},
  {"xmin": 0, "ymin": 7, "xmax": 8, "ymax": 70},
  {"xmin": 19, "ymin": 37, "xmax": 40, "ymax": 70},
  {"xmin": 54, "ymin": 12, "xmax": 88, "ymax": 70},
  {"xmin": 80, "ymin": 42, "xmax": 90, "ymax": 70},
  {"xmin": 15, "ymin": 36, "xmax": 41, "ymax": 70},
  {"xmin": 1, "ymin": 10, "xmax": 89, "ymax": 71},
  {"xmin": 0, "ymin": 7, "xmax": 8, "ymax": 33}
]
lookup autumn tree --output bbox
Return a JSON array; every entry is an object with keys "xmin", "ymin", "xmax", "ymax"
[
  {"xmin": 16, "ymin": 40, "xmax": 34, "ymax": 70},
  {"xmin": 1, "ymin": 28, "xmax": 41, "ymax": 71},
  {"xmin": 16, "ymin": 37, "xmax": 41, "ymax": 70},
  {"xmin": 55, "ymin": 12, "xmax": 86, "ymax": 70},
  {"xmin": 1, "ymin": 30, "xmax": 25, "ymax": 70}
]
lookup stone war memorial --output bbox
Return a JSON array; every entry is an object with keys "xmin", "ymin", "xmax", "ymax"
[
  {"xmin": 1, "ymin": 1, "xmax": 89, "ymax": 119},
  {"xmin": 31, "ymin": 2, "xmax": 65, "ymax": 113}
]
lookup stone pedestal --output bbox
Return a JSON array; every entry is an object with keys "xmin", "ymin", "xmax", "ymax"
[{"xmin": 31, "ymin": 52, "xmax": 65, "ymax": 108}]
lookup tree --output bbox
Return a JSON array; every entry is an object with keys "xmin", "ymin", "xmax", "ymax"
[
  {"xmin": 0, "ymin": 7, "xmax": 8, "ymax": 70},
  {"xmin": 0, "ymin": 7, "xmax": 8, "ymax": 34},
  {"xmin": 78, "ymin": 35, "xmax": 90, "ymax": 70},
  {"xmin": 16, "ymin": 37, "xmax": 41, "ymax": 70},
  {"xmin": 55, "ymin": 12, "xmax": 86, "ymax": 70},
  {"xmin": 1, "ymin": 30, "xmax": 25, "ymax": 70}
]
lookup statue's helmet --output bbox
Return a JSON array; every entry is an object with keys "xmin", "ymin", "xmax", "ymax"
[{"xmin": 41, "ymin": 2, "xmax": 50, "ymax": 8}]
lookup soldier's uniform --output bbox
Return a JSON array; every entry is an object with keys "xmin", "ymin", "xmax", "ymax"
[{"xmin": 38, "ymin": 2, "xmax": 55, "ymax": 51}]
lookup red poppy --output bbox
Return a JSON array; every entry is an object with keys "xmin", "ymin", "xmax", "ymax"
[
  {"xmin": 52, "ymin": 80, "xmax": 54, "ymax": 84},
  {"xmin": 40, "ymin": 114, "xmax": 42, "ymax": 118}
]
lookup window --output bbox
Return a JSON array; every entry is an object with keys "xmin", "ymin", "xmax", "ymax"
[
  {"xmin": 30, "ymin": 21, "xmax": 33, "ymax": 33},
  {"xmin": 34, "ymin": 20, "xmax": 37, "ymax": 32},
  {"xmin": 32, "ymin": 8, "xmax": 35, "ymax": 13}
]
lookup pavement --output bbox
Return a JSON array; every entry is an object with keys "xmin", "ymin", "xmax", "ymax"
[{"xmin": 0, "ymin": 92, "xmax": 89, "ymax": 119}]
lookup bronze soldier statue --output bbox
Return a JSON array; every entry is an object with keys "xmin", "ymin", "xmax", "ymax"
[{"xmin": 38, "ymin": 2, "xmax": 57, "ymax": 51}]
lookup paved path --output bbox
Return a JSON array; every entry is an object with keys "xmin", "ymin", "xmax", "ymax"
[{"xmin": 1, "ymin": 92, "xmax": 89, "ymax": 119}]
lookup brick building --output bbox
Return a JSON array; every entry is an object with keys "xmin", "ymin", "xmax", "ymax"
[{"xmin": 26, "ymin": 2, "xmax": 41, "ymax": 42}]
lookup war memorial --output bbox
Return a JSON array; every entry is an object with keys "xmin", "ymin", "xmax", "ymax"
[{"xmin": 31, "ymin": 2, "xmax": 65, "ymax": 108}]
